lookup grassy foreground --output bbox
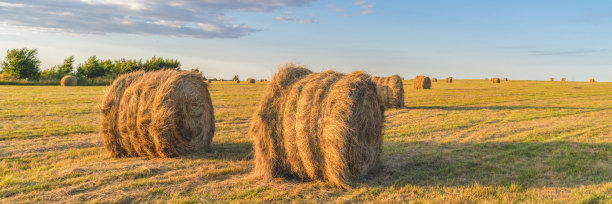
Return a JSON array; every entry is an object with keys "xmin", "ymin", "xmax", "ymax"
[{"xmin": 1, "ymin": 80, "xmax": 611, "ymax": 203}]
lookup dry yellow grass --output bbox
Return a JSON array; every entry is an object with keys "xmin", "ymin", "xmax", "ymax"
[{"xmin": 1, "ymin": 79, "xmax": 611, "ymax": 202}]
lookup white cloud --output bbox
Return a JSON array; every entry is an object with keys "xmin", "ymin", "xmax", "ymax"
[
  {"xmin": 0, "ymin": 0, "xmax": 315, "ymax": 38},
  {"xmin": 353, "ymin": 0, "xmax": 375, "ymax": 15},
  {"xmin": 275, "ymin": 13, "xmax": 319, "ymax": 24}
]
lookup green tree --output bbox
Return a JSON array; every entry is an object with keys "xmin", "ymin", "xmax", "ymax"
[
  {"xmin": 77, "ymin": 55, "xmax": 106, "ymax": 78},
  {"xmin": 143, "ymin": 56, "xmax": 180, "ymax": 71},
  {"xmin": 56, "ymin": 55, "xmax": 75, "ymax": 74},
  {"xmin": 232, "ymin": 75, "xmax": 239, "ymax": 81},
  {"xmin": 1, "ymin": 48, "xmax": 41, "ymax": 79}
]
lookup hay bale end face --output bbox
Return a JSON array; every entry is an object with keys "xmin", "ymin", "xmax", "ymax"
[
  {"xmin": 100, "ymin": 69, "xmax": 215, "ymax": 158},
  {"xmin": 413, "ymin": 75, "xmax": 431, "ymax": 90},
  {"xmin": 446, "ymin": 77, "xmax": 453, "ymax": 83},
  {"xmin": 491, "ymin": 78, "xmax": 500, "ymax": 83},
  {"xmin": 250, "ymin": 64, "xmax": 384, "ymax": 188},
  {"xmin": 372, "ymin": 75, "xmax": 404, "ymax": 108},
  {"xmin": 60, "ymin": 75, "xmax": 77, "ymax": 86},
  {"xmin": 247, "ymin": 78, "xmax": 255, "ymax": 83}
]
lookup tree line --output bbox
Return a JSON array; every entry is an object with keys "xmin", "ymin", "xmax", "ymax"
[{"xmin": 0, "ymin": 48, "xmax": 181, "ymax": 80}]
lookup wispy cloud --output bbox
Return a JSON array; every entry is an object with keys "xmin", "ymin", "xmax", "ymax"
[
  {"xmin": 0, "ymin": 0, "xmax": 315, "ymax": 38},
  {"xmin": 353, "ymin": 0, "xmax": 375, "ymax": 15},
  {"xmin": 529, "ymin": 49, "xmax": 608, "ymax": 56},
  {"xmin": 275, "ymin": 11, "xmax": 319, "ymax": 24}
]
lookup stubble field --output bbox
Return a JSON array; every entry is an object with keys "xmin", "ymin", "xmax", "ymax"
[{"xmin": 1, "ymin": 80, "xmax": 611, "ymax": 203}]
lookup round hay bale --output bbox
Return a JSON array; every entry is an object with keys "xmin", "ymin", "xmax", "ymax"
[
  {"xmin": 220, "ymin": 79, "xmax": 225, "ymax": 82},
  {"xmin": 60, "ymin": 75, "xmax": 77, "ymax": 86},
  {"xmin": 235, "ymin": 80, "xmax": 241, "ymax": 84},
  {"xmin": 206, "ymin": 80, "xmax": 212, "ymax": 83},
  {"xmin": 446, "ymin": 77, "xmax": 453, "ymax": 83},
  {"xmin": 550, "ymin": 78, "xmax": 554, "ymax": 82},
  {"xmin": 485, "ymin": 78, "xmax": 489, "ymax": 81},
  {"xmin": 503, "ymin": 78, "xmax": 508, "ymax": 82},
  {"xmin": 431, "ymin": 78, "xmax": 438, "ymax": 82},
  {"xmin": 100, "ymin": 69, "xmax": 215, "ymax": 158},
  {"xmin": 413, "ymin": 75, "xmax": 431, "ymax": 90},
  {"xmin": 250, "ymin": 64, "xmax": 384, "ymax": 188},
  {"xmin": 562, "ymin": 78, "xmax": 566, "ymax": 82},
  {"xmin": 491, "ymin": 78, "xmax": 500, "ymax": 83},
  {"xmin": 247, "ymin": 78, "xmax": 255, "ymax": 83},
  {"xmin": 371, "ymin": 75, "xmax": 404, "ymax": 109},
  {"xmin": 590, "ymin": 78, "xmax": 596, "ymax": 83}
]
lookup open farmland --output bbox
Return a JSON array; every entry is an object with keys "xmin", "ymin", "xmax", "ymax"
[{"xmin": 1, "ymin": 80, "xmax": 611, "ymax": 203}]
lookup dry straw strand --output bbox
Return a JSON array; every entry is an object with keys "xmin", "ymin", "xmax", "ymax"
[
  {"xmin": 371, "ymin": 75, "xmax": 405, "ymax": 108},
  {"xmin": 60, "ymin": 75, "xmax": 77, "ymax": 86},
  {"xmin": 250, "ymin": 64, "xmax": 384, "ymax": 188},
  {"xmin": 100, "ymin": 69, "xmax": 215, "ymax": 158},
  {"xmin": 413, "ymin": 75, "xmax": 431, "ymax": 90}
]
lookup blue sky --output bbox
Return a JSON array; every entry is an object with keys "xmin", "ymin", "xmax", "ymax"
[{"xmin": 1, "ymin": 0, "xmax": 611, "ymax": 81}]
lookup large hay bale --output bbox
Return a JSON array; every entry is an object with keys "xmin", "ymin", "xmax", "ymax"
[
  {"xmin": 413, "ymin": 75, "xmax": 431, "ymax": 90},
  {"xmin": 247, "ymin": 78, "xmax": 255, "ymax": 83},
  {"xmin": 590, "ymin": 78, "xmax": 596, "ymax": 83},
  {"xmin": 446, "ymin": 77, "xmax": 453, "ymax": 83},
  {"xmin": 431, "ymin": 78, "xmax": 438, "ymax": 82},
  {"xmin": 491, "ymin": 78, "xmax": 500, "ymax": 83},
  {"xmin": 371, "ymin": 75, "xmax": 404, "ymax": 108},
  {"xmin": 250, "ymin": 64, "xmax": 384, "ymax": 188},
  {"xmin": 100, "ymin": 69, "xmax": 215, "ymax": 158},
  {"xmin": 60, "ymin": 75, "xmax": 77, "ymax": 86},
  {"xmin": 562, "ymin": 78, "xmax": 566, "ymax": 82},
  {"xmin": 503, "ymin": 78, "xmax": 508, "ymax": 82}
]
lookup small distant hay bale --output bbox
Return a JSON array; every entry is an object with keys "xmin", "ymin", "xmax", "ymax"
[
  {"xmin": 485, "ymin": 78, "xmax": 489, "ymax": 81},
  {"xmin": 235, "ymin": 80, "xmax": 241, "ymax": 84},
  {"xmin": 503, "ymin": 78, "xmax": 508, "ymax": 82},
  {"xmin": 562, "ymin": 78, "xmax": 566, "ymax": 82},
  {"xmin": 206, "ymin": 80, "xmax": 212, "ymax": 83},
  {"xmin": 100, "ymin": 69, "xmax": 215, "ymax": 158},
  {"xmin": 590, "ymin": 78, "xmax": 596, "ymax": 83},
  {"xmin": 250, "ymin": 64, "xmax": 384, "ymax": 188},
  {"xmin": 220, "ymin": 79, "xmax": 225, "ymax": 82},
  {"xmin": 491, "ymin": 78, "xmax": 500, "ymax": 83},
  {"xmin": 259, "ymin": 79, "xmax": 266, "ymax": 82},
  {"xmin": 372, "ymin": 75, "xmax": 404, "ymax": 108},
  {"xmin": 550, "ymin": 78, "xmax": 554, "ymax": 82},
  {"xmin": 446, "ymin": 77, "xmax": 453, "ymax": 83},
  {"xmin": 431, "ymin": 78, "xmax": 438, "ymax": 82},
  {"xmin": 60, "ymin": 75, "xmax": 77, "ymax": 86},
  {"xmin": 247, "ymin": 78, "xmax": 255, "ymax": 83},
  {"xmin": 413, "ymin": 75, "xmax": 431, "ymax": 90}
]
